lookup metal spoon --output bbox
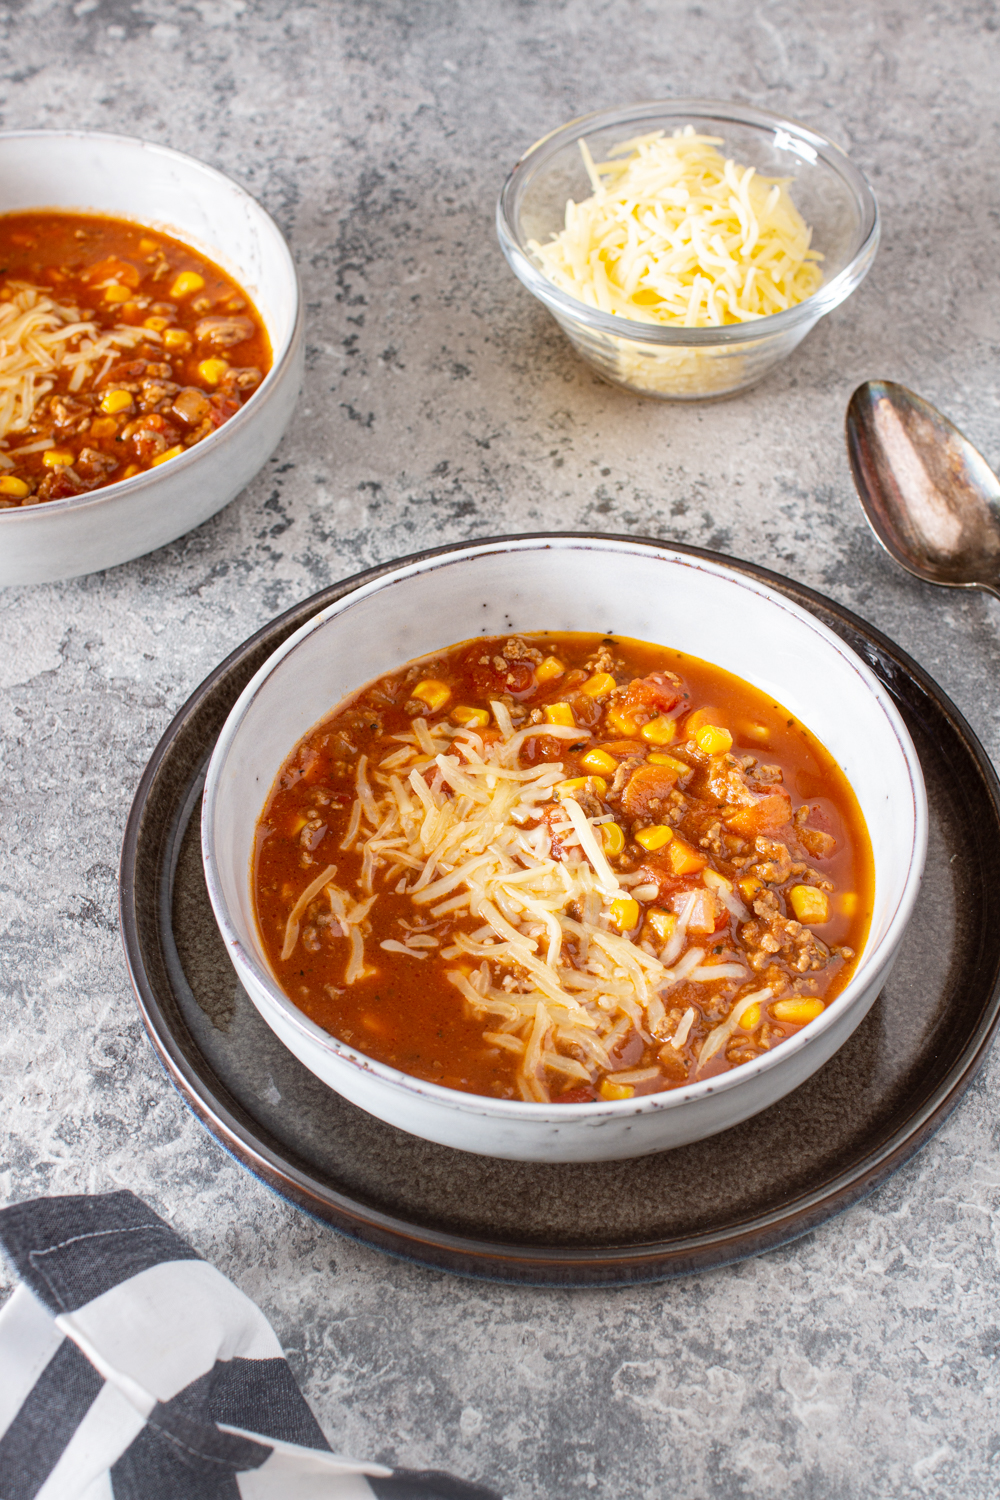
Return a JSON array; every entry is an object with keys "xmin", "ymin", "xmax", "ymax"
[{"xmin": 845, "ymin": 380, "xmax": 1000, "ymax": 600}]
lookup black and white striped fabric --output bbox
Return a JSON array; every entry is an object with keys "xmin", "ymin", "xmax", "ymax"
[{"xmin": 0, "ymin": 1191, "xmax": 500, "ymax": 1500}]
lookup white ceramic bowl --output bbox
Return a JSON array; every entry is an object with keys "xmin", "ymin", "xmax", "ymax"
[
  {"xmin": 203, "ymin": 536, "xmax": 927, "ymax": 1162},
  {"xmin": 0, "ymin": 131, "xmax": 303, "ymax": 587}
]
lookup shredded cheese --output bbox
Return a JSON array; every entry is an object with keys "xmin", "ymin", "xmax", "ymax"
[
  {"xmin": 0, "ymin": 282, "xmax": 154, "ymax": 445},
  {"xmin": 530, "ymin": 128, "xmax": 822, "ymax": 330},
  {"xmin": 276, "ymin": 708, "xmax": 779, "ymax": 1102}
]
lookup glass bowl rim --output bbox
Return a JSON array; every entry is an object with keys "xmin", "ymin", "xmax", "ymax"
[{"xmin": 496, "ymin": 96, "xmax": 880, "ymax": 348}]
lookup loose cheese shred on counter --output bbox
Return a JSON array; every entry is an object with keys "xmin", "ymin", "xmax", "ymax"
[
  {"xmin": 0, "ymin": 282, "xmax": 151, "ymax": 447},
  {"xmin": 529, "ymin": 128, "xmax": 822, "ymax": 329}
]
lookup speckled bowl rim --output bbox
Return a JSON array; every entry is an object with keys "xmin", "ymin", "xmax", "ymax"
[
  {"xmin": 0, "ymin": 128, "xmax": 301, "ymax": 522},
  {"xmin": 496, "ymin": 97, "xmax": 880, "ymax": 347},
  {"xmin": 201, "ymin": 534, "xmax": 927, "ymax": 1130}
]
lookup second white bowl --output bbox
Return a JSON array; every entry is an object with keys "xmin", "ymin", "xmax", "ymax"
[{"xmin": 0, "ymin": 130, "xmax": 303, "ymax": 587}]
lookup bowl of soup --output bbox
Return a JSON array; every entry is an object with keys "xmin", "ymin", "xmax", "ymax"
[
  {"xmin": 0, "ymin": 130, "xmax": 302, "ymax": 586},
  {"xmin": 202, "ymin": 535, "xmax": 927, "ymax": 1161}
]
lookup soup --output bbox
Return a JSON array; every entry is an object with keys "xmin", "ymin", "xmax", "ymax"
[
  {"xmin": 253, "ymin": 633, "xmax": 873, "ymax": 1104},
  {"xmin": 0, "ymin": 211, "xmax": 271, "ymax": 507}
]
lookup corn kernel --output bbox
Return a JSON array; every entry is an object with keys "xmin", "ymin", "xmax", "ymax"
[
  {"xmin": 290, "ymin": 813, "xmax": 308, "ymax": 836},
  {"xmin": 163, "ymin": 328, "xmax": 193, "ymax": 351},
  {"xmin": 739, "ymin": 1002, "xmax": 762, "ymax": 1031},
  {"xmin": 600, "ymin": 822, "xmax": 625, "ymax": 858},
  {"xmin": 170, "ymin": 271, "xmax": 205, "ymax": 298},
  {"xmin": 646, "ymin": 909, "xmax": 677, "ymax": 942},
  {"xmin": 543, "ymin": 702, "xmax": 575, "ymax": 728},
  {"xmin": 641, "ymin": 715, "xmax": 677, "ymax": 746},
  {"xmin": 42, "ymin": 449, "xmax": 74, "ymax": 468},
  {"xmin": 738, "ymin": 875, "xmax": 763, "ymax": 903},
  {"xmin": 535, "ymin": 656, "xmax": 565, "ymax": 683},
  {"xmin": 123, "ymin": 464, "xmax": 140, "ymax": 478},
  {"xmin": 412, "ymin": 679, "xmax": 451, "ymax": 712},
  {"xmin": 665, "ymin": 838, "xmax": 707, "ymax": 875},
  {"xmin": 581, "ymin": 672, "xmax": 616, "ymax": 699},
  {"xmin": 598, "ymin": 1078, "xmax": 635, "ymax": 1101},
  {"xmin": 772, "ymin": 997, "xmax": 825, "ymax": 1025},
  {"xmin": 557, "ymin": 776, "xmax": 608, "ymax": 798},
  {"xmin": 635, "ymin": 824, "xmax": 674, "ymax": 852},
  {"xmin": 103, "ymin": 284, "xmax": 132, "ymax": 303},
  {"xmin": 685, "ymin": 707, "xmax": 720, "ymax": 736},
  {"xmin": 143, "ymin": 315, "xmax": 170, "ymax": 332},
  {"xmin": 580, "ymin": 748, "xmax": 618, "ymax": 776},
  {"xmin": 694, "ymin": 723, "xmax": 734, "ymax": 755},
  {"xmin": 840, "ymin": 892, "xmax": 859, "ymax": 916},
  {"xmin": 744, "ymin": 721, "xmax": 770, "ymax": 742},
  {"xmin": 100, "ymin": 388, "xmax": 133, "ymax": 415},
  {"xmin": 788, "ymin": 885, "xmax": 830, "ymax": 924},
  {"xmin": 197, "ymin": 357, "xmax": 230, "ymax": 386},
  {"xmin": 609, "ymin": 897, "xmax": 640, "ymax": 932},
  {"xmin": 451, "ymin": 705, "xmax": 489, "ymax": 728},
  {"xmin": 0, "ymin": 475, "xmax": 29, "ymax": 497},
  {"xmin": 151, "ymin": 444, "xmax": 185, "ymax": 467},
  {"xmin": 606, "ymin": 703, "xmax": 640, "ymax": 735}
]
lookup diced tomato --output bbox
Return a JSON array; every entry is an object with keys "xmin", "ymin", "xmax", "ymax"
[
  {"xmin": 462, "ymin": 646, "xmax": 531, "ymax": 699},
  {"xmin": 208, "ymin": 392, "xmax": 241, "ymax": 427},
  {"xmin": 725, "ymin": 790, "xmax": 792, "ymax": 836},
  {"xmin": 621, "ymin": 763, "xmax": 681, "ymax": 820},
  {"xmin": 80, "ymin": 255, "xmax": 141, "ymax": 288},
  {"xmin": 618, "ymin": 673, "xmax": 682, "ymax": 716}
]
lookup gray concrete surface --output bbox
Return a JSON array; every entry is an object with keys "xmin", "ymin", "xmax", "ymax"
[{"xmin": 2, "ymin": 2, "xmax": 1000, "ymax": 1495}]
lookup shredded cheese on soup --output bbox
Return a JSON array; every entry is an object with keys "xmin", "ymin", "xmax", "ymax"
[
  {"xmin": 529, "ymin": 128, "xmax": 822, "ymax": 329},
  {"xmin": 0, "ymin": 282, "xmax": 152, "ymax": 448},
  {"xmin": 286, "ymin": 711, "xmax": 751, "ymax": 1104}
]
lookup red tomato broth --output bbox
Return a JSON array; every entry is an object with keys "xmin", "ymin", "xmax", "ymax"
[
  {"xmin": 253, "ymin": 633, "xmax": 874, "ymax": 1103},
  {"xmin": 0, "ymin": 211, "xmax": 271, "ymax": 507}
]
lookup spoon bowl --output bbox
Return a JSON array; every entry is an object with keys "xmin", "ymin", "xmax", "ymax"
[{"xmin": 846, "ymin": 380, "xmax": 1000, "ymax": 599}]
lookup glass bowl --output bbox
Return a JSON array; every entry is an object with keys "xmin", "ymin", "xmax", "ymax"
[{"xmin": 496, "ymin": 99, "xmax": 879, "ymax": 401}]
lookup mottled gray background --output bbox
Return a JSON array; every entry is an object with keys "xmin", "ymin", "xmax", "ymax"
[{"xmin": 2, "ymin": 1, "xmax": 1000, "ymax": 1495}]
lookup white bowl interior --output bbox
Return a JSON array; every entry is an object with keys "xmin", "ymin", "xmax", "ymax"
[
  {"xmin": 208, "ymin": 539, "xmax": 922, "ymax": 1064},
  {"xmin": 0, "ymin": 132, "xmax": 296, "ymax": 357}
]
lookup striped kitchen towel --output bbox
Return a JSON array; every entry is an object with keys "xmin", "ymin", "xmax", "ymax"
[{"xmin": 0, "ymin": 1191, "xmax": 500, "ymax": 1500}]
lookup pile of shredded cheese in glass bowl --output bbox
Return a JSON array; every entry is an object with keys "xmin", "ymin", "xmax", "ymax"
[
  {"xmin": 497, "ymin": 100, "xmax": 879, "ymax": 400},
  {"xmin": 530, "ymin": 128, "xmax": 822, "ymax": 330}
]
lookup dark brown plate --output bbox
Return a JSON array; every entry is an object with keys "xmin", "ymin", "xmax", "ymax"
[{"xmin": 119, "ymin": 534, "xmax": 1000, "ymax": 1286}]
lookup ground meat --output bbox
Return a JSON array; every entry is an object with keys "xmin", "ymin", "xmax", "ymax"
[
  {"xmin": 754, "ymin": 837, "xmax": 794, "ymax": 884},
  {"xmin": 708, "ymin": 754, "xmax": 758, "ymax": 806},
  {"xmin": 740, "ymin": 888, "xmax": 830, "ymax": 973},
  {"xmin": 503, "ymin": 636, "xmax": 543, "ymax": 664},
  {"xmin": 698, "ymin": 819, "xmax": 726, "ymax": 856},
  {"xmin": 560, "ymin": 786, "xmax": 604, "ymax": 820},
  {"xmin": 583, "ymin": 642, "xmax": 623, "ymax": 676},
  {"xmin": 36, "ymin": 465, "xmax": 84, "ymax": 501},
  {"xmin": 75, "ymin": 447, "xmax": 119, "ymax": 481}
]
